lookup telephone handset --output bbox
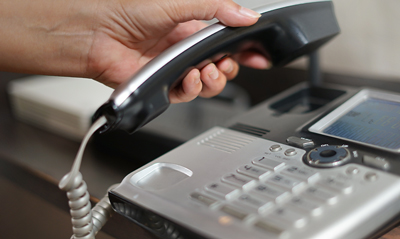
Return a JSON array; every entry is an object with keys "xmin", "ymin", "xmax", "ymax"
[{"xmin": 94, "ymin": 0, "xmax": 340, "ymax": 135}]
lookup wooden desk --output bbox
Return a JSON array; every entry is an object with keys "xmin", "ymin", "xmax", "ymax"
[{"xmin": 1, "ymin": 69, "xmax": 400, "ymax": 239}]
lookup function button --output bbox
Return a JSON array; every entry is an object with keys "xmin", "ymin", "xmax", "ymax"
[
  {"xmin": 250, "ymin": 183, "xmax": 291, "ymax": 204},
  {"xmin": 253, "ymin": 156, "xmax": 286, "ymax": 171},
  {"xmin": 237, "ymin": 165, "xmax": 271, "ymax": 179},
  {"xmin": 205, "ymin": 182, "xmax": 239, "ymax": 200},
  {"xmin": 270, "ymin": 144, "xmax": 282, "ymax": 152},
  {"xmin": 267, "ymin": 207, "xmax": 308, "ymax": 228},
  {"xmin": 286, "ymin": 136, "xmax": 315, "ymax": 148},
  {"xmin": 301, "ymin": 187, "xmax": 338, "ymax": 205},
  {"xmin": 235, "ymin": 194, "xmax": 274, "ymax": 214},
  {"xmin": 363, "ymin": 155, "xmax": 390, "ymax": 170},
  {"xmin": 287, "ymin": 197, "xmax": 323, "ymax": 217},
  {"xmin": 190, "ymin": 192, "xmax": 219, "ymax": 207},
  {"xmin": 221, "ymin": 173, "xmax": 256, "ymax": 189},
  {"xmin": 281, "ymin": 166, "xmax": 320, "ymax": 183},
  {"xmin": 266, "ymin": 174, "xmax": 306, "ymax": 193},
  {"xmin": 346, "ymin": 166, "xmax": 360, "ymax": 175},
  {"xmin": 365, "ymin": 172, "xmax": 378, "ymax": 182},
  {"xmin": 284, "ymin": 148, "xmax": 297, "ymax": 156},
  {"xmin": 317, "ymin": 177, "xmax": 353, "ymax": 194},
  {"xmin": 254, "ymin": 220, "xmax": 289, "ymax": 239},
  {"xmin": 220, "ymin": 205, "xmax": 248, "ymax": 220}
]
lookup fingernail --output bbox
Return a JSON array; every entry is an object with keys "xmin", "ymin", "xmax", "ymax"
[
  {"xmin": 264, "ymin": 61, "xmax": 272, "ymax": 70},
  {"xmin": 194, "ymin": 71, "xmax": 201, "ymax": 84},
  {"xmin": 239, "ymin": 7, "xmax": 261, "ymax": 19},
  {"xmin": 221, "ymin": 59, "xmax": 234, "ymax": 74},
  {"xmin": 208, "ymin": 64, "xmax": 219, "ymax": 80}
]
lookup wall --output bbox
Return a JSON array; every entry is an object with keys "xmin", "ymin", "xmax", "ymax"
[
  {"xmin": 235, "ymin": 0, "xmax": 400, "ymax": 81},
  {"xmin": 321, "ymin": 0, "xmax": 400, "ymax": 80}
]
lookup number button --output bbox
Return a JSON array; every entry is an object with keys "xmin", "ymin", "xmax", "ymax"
[
  {"xmin": 254, "ymin": 220, "xmax": 289, "ymax": 239},
  {"xmin": 266, "ymin": 174, "xmax": 306, "ymax": 193},
  {"xmin": 301, "ymin": 186, "xmax": 338, "ymax": 205},
  {"xmin": 287, "ymin": 197, "xmax": 323, "ymax": 217},
  {"xmin": 235, "ymin": 194, "xmax": 274, "ymax": 214},
  {"xmin": 318, "ymin": 177, "xmax": 353, "ymax": 194},
  {"xmin": 220, "ymin": 205, "xmax": 249, "ymax": 220},
  {"xmin": 266, "ymin": 207, "xmax": 308, "ymax": 228},
  {"xmin": 205, "ymin": 182, "xmax": 239, "ymax": 200},
  {"xmin": 281, "ymin": 166, "xmax": 320, "ymax": 183},
  {"xmin": 250, "ymin": 183, "xmax": 291, "ymax": 203},
  {"xmin": 253, "ymin": 157, "xmax": 285, "ymax": 171},
  {"xmin": 237, "ymin": 165, "xmax": 271, "ymax": 179},
  {"xmin": 190, "ymin": 192, "xmax": 219, "ymax": 207},
  {"xmin": 222, "ymin": 173, "xmax": 256, "ymax": 189}
]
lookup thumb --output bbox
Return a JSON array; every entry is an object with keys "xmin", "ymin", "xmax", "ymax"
[{"xmin": 168, "ymin": 0, "xmax": 261, "ymax": 27}]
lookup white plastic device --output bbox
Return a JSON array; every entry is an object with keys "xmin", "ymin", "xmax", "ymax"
[{"xmin": 7, "ymin": 75, "xmax": 113, "ymax": 141}]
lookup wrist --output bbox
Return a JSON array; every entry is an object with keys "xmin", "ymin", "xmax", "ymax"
[{"xmin": 0, "ymin": 0, "xmax": 99, "ymax": 77}]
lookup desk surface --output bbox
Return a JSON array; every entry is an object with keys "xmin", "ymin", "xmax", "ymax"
[{"xmin": 1, "ymin": 69, "xmax": 400, "ymax": 239}]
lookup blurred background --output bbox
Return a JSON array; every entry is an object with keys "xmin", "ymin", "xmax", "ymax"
[{"xmin": 237, "ymin": 0, "xmax": 400, "ymax": 81}]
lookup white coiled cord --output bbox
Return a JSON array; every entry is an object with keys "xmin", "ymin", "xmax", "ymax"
[{"xmin": 59, "ymin": 116, "xmax": 115, "ymax": 239}]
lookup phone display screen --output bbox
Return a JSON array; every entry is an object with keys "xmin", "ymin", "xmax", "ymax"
[
  {"xmin": 309, "ymin": 89, "xmax": 400, "ymax": 153},
  {"xmin": 322, "ymin": 98, "xmax": 400, "ymax": 150}
]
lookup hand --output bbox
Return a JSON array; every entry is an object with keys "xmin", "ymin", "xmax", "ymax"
[
  {"xmin": 87, "ymin": 0, "xmax": 270, "ymax": 103},
  {"xmin": 0, "ymin": 0, "xmax": 269, "ymax": 103}
]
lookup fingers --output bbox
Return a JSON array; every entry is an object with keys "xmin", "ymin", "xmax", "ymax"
[
  {"xmin": 169, "ymin": 68, "xmax": 202, "ymax": 104},
  {"xmin": 216, "ymin": 57, "xmax": 239, "ymax": 80},
  {"xmin": 168, "ymin": 0, "xmax": 261, "ymax": 27},
  {"xmin": 198, "ymin": 63, "xmax": 227, "ymax": 98},
  {"xmin": 234, "ymin": 51, "xmax": 271, "ymax": 69},
  {"xmin": 169, "ymin": 58, "xmax": 240, "ymax": 103},
  {"xmin": 213, "ymin": 1, "xmax": 261, "ymax": 27}
]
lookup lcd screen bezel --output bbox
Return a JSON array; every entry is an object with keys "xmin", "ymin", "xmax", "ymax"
[{"xmin": 309, "ymin": 89, "xmax": 400, "ymax": 153}]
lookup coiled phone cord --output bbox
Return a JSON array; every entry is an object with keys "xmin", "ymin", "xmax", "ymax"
[{"xmin": 59, "ymin": 116, "xmax": 115, "ymax": 239}]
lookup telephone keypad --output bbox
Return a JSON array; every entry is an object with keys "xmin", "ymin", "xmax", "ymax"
[{"xmin": 192, "ymin": 152, "xmax": 355, "ymax": 238}]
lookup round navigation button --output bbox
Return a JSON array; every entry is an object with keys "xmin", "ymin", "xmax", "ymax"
[{"xmin": 306, "ymin": 145, "xmax": 351, "ymax": 168}]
